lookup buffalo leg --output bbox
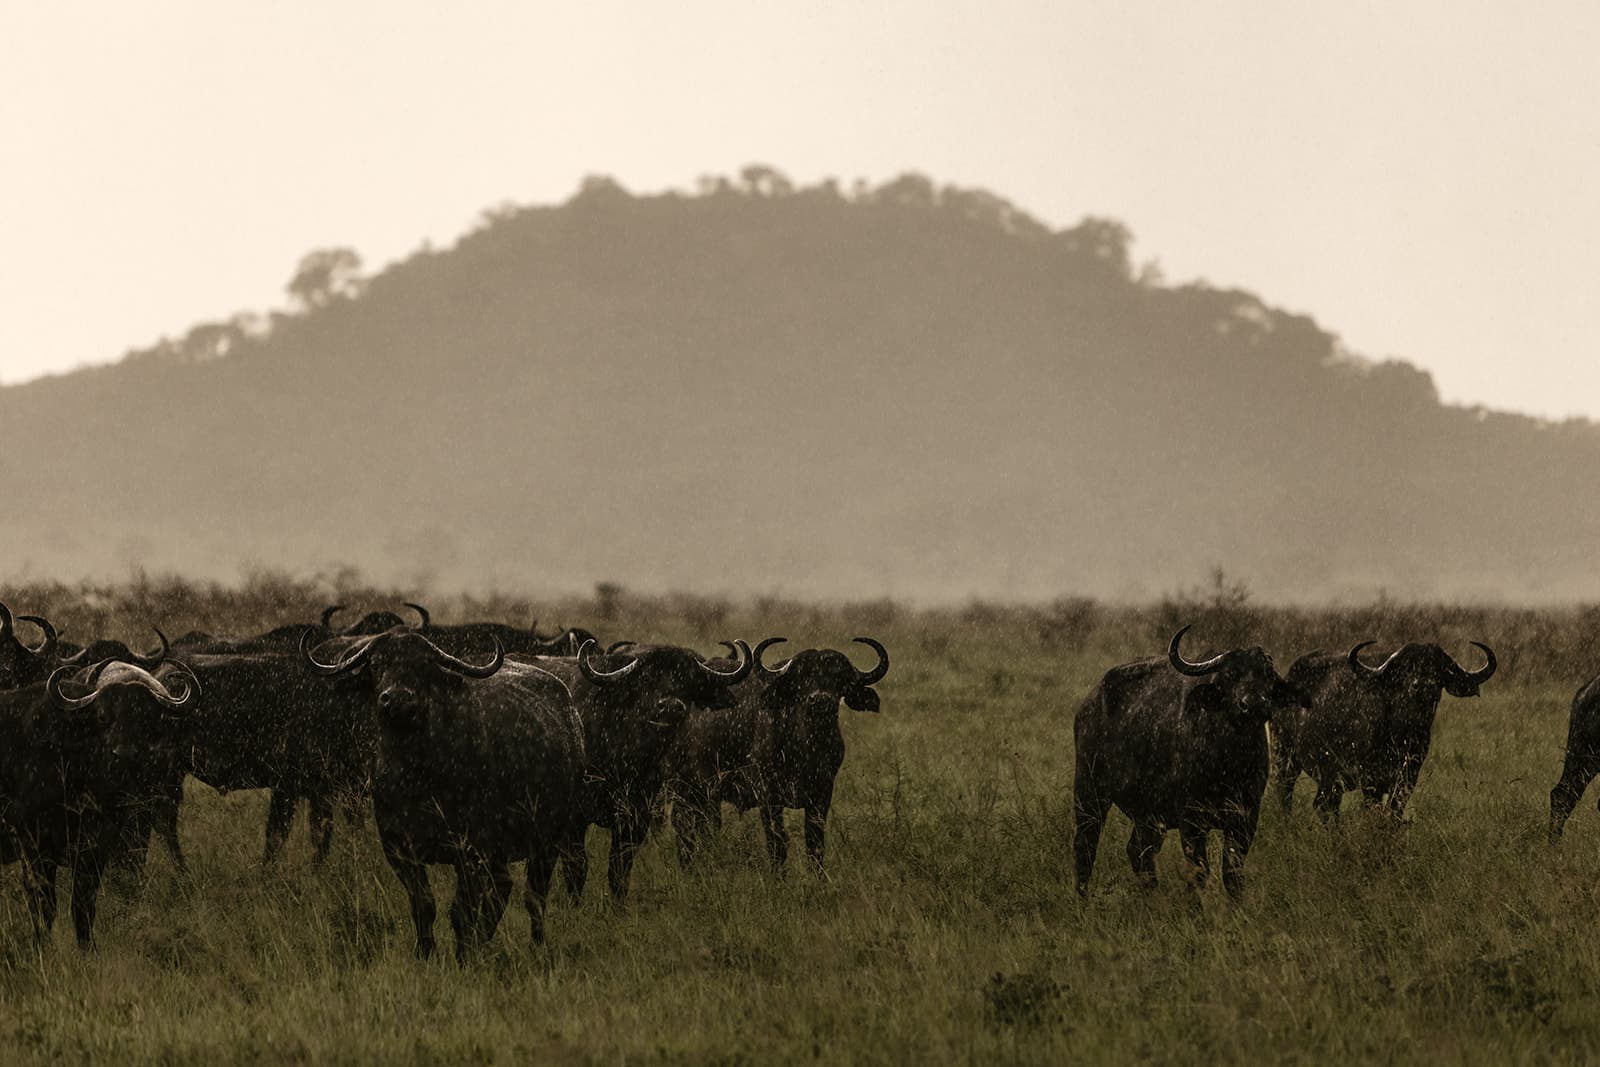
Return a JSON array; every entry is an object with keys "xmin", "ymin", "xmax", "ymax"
[
  {"xmin": 1388, "ymin": 755, "xmax": 1425, "ymax": 818},
  {"xmin": 477, "ymin": 862, "xmax": 513, "ymax": 953},
  {"xmin": 262, "ymin": 788, "xmax": 298, "ymax": 868},
  {"xmin": 671, "ymin": 794, "xmax": 708, "ymax": 870},
  {"xmin": 1272, "ymin": 746, "xmax": 1299, "ymax": 814},
  {"xmin": 1221, "ymin": 807, "xmax": 1260, "ymax": 902},
  {"xmin": 559, "ymin": 829, "xmax": 589, "ymax": 903},
  {"xmin": 759, "ymin": 804, "xmax": 789, "ymax": 872},
  {"xmin": 1178, "ymin": 822, "xmax": 1210, "ymax": 890},
  {"xmin": 154, "ymin": 785, "xmax": 189, "ymax": 874},
  {"xmin": 526, "ymin": 837, "xmax": 560, "ymax": 946},
  {"xmin": 308, "ymin": 793, "xmax": 335, "ymax": 868},
  {"xmin": 383, "ymin": 843, "xmax": 436, "ymax": 959},
  {"xmin": 1550, "ymin": 753, "xmax": 1600, "ymax": 842},
  {"xmin": 21, "ymin": 849, "xmax": 60, "ymax": 944},
  {"xmin": 449, "ymin": 856, "xmax": 487, "ymax": 962},
  {"xmin": 803, "ymin": 784, "xmax": 835, "ymax": 870},
  {"xmin": 70, "ymin": 845, "xmax": 108, "ymax": 949},
  {"xmin": 1072, "ymin": 789, "xmax": 1110, "ymax": 897},
  {"xmin": 1125, "ymin": 820, "xmax": 1163, "ymax": 889},
  {"xmin": 606, "ymin": 815, "xmax": 647, "ymax": 903}
]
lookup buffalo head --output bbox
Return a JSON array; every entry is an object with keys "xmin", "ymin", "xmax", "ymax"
[
  {"xmin": 302, "ymin": 628, "xmax": 503, "ymax": 734},
  {"xmin": 1348, "ymin": 641, "xmax": 1497, "ymax": 700},
  {"xmin": 1168, "ymin": 625, "xmax": 1307, "ymax": 723},
  {"xmin": 753, "ymin": 636, "xmax": 889, "ymax": 716}
]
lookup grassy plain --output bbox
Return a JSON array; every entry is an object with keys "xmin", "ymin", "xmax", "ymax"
[{"xmin": 0, "ymin": 574, "xmax": 1598, "ymax": 1064}]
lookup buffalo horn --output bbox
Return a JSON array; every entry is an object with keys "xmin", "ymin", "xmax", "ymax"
[
  {"xmin": 853, "ymin": 637, "xmax": 890, "ymax": 686},
  {"xmin": 17, "ymin": 615, "xmax": 58, "ymax": 659},
  {"xmin": 1169, "ymin": 626, "xmax": 1226, "ymax": 677},
  {"xmin": 753, "ymin": 637, "xmax": 791, "ymax": 680},
  {"xmin": 420, "ymin": 634, "xmax": 503, "ymax": 678},
  {"xmin": 1348, "ymin": 640, "xmax": 1401, "ymax": 678},
  {"xmin": 701, "ymin": 639, "xmax": 752, "ymax": 682},
  {"xmin": 578, "ymin": 639, "xmax": 638, "ymax": 684},
  {"xmin": 301, "ymin": 629, "xmax": 378, "ymax": 677},
  {"xmin": 1451, "ymin": 642, "xmax": 1497, "ymax": 685}
]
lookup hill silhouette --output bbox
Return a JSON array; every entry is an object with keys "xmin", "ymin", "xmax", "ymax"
[{"xmin": 3, "ymin": 168, "xmax": 1595, "ymax": 602}]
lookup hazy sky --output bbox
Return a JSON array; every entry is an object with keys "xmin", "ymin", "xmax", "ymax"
[{"xmin": 3, "ymin": 2, "xmax": 1596, "ymax": 418}]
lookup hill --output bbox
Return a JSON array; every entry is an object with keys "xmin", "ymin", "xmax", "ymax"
[{"xmin": 3, "ymin": 168, "xmax": 1595, "ymax": 602}]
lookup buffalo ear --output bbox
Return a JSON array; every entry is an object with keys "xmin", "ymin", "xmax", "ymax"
[
  {"xmin": 843, "ymin": 685, "xmax": 880, "ymax": 713},
  {"xmin": 1444, "ymin": 677, "xmax": 1481, "ymax": 699}
]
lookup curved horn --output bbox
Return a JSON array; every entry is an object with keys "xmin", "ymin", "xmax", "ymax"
[
  {"xmin": 718, "ymin": 641, "xmax": 739, "ymax": 659},
  {"xmin": 1348, "ymin": 640, "xmax": 1400, "ymax": 678},
  {"xmin": 154, "ymin": 662, "xmax": 201, "ymax": 708},
  {"xmin": 606, "ymin": 640, "xmax": 636, "ymax": 654},
  {"xmin": 320, "ymin": 604, "xmax": 346, "ymax": 630},
  {"xmin": 47, "ymin": 665, "xmax": 100, "ymax": 710},
  {"xmin": 578, "ymin": 639, "xmax": 638, "ymax": 685},
  {"xmin": 16, "ymin": 615, "xmax": 58, "ymax": 660},
  {"xmin": 404, "ymin": 602, "xmax": 431, "ymax": 629},
  {"xmin": 753, "ymin": 637, "xmax": 791, "ymax": 680},
  {"xmin": 1451, "ymin": 641, "xmax": 1497, "ymax": 686},
  {"xmin": 701, "ymin": 639, "xmax": 752, "ymax": 682},
  {"xmin": 419, "ymin": 634, "xmax": 503, "ymax": 678},
  {"xmin": 0, "ymin": 601, "xmax": 11, "ymax": 640},
  {"xmin": 1169, "ymin": 626, "xmax": 1225, "ymax": 677},
  {"xmin": 132, "ymin": 627, "xmax": 170, "ymax": 670},
  {"xmin": 852, "ymin": 637, "xmax": 890, "ymax": 686},
  {"xmin": 301, "ymin": 629, "xmax": 378, "ymax": 677}
]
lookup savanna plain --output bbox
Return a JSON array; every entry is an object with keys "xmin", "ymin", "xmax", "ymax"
[{"xmin": 2, "ymin": 574, "xmax": 1599, "ymax": 1065}]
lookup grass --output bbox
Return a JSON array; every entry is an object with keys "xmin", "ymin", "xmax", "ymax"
[{"xmin": 0, "ymin": 575, "xmax": 1598, "ymax": 1063}]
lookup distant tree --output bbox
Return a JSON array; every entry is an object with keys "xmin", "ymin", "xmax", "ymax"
[
  {"xmin": 572, "ymin": 173, "xmax": 631, "ymax": 205},
  {"xmin": 876, "ymin": 173, "xmax": 939, "ymax": 208},
  {"xmin": 286, "ymin": 248, "xmax": 364, "ymax": 310},
  {"xmin": 738, "ymin": 164, "xmax": 794, "ymax": 197},
  {"xmin": 697, "ymin": 173, "xmax": 735, "ymax": 197},
  {"xmin": 1057, "ymin": 217, "xmax": 1133, "ymax": 278}
]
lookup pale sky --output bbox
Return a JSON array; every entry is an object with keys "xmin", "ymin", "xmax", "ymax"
[{"xmin": 2, "ymin": 2, "xmax": 1596, "ymax": 418}]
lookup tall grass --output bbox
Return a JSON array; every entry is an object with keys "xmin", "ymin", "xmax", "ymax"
[{"xmin": 0, "ymin": 574, "xmax": 1596, "ymax": 1063}]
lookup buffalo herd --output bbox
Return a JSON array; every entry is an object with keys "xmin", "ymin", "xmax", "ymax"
[{"xmin": 3, "ymin": 596, "xmax": 1598, "ymax": 957}]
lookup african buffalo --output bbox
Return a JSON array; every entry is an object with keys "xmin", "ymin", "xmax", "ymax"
[
  {"xmin": 0, "ymin": 659, "xmax": 198, "ymax": 946},
  {"xmin": 664, "ymin": 636, "xmax": 888, "ymax": 872},
  {"xmin": 1073, "ymin": 626, "xmax": 1308, "ymax": 900},
  {"xmin": 522, "ymin": 639, "xmax": 752, "ymax": 903},
  {"xmin": 1272, "ymin": 641, "xmax": 1496, "ymax": 818},
  {"xmin": 304, "ymin": 630, "xmax": 585, "ymax": 959},
  {"xmin": 135, "ymin": 648, "xmax": 379, "ymax": 871},
  {"xmin": 1548, "ymin": 674, "xmax": 1600, "ymax": 841}
]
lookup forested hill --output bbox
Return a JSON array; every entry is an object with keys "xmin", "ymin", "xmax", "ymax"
[{"xmin": 3, "ymin": 169, "xmax": 1595, "ymax": 602}]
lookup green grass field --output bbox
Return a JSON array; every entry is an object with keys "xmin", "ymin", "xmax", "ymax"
[{"xmin": 1, "ymin": 576, "xmax": 1598, "ymax": 1064}]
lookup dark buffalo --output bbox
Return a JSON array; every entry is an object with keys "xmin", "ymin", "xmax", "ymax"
[
  {"xmin": 1073, "ymin": 627, "xmax": 1308, "ymax": 900},
  {"xmin": 0, "ymin": 603, "xmax": 60, "ymax": 689},
  {"xmin": 60, "ymin": 627, "xmax": 172, "ymax": 670},
  {"xmin": 0, "ymin": 659, "xmax": 197, "ymax": 946},
  {"xmin": 174, "ymin": 603, "xmax": 423, "ymax": 655},
  {"xmin": 1272, "ymin": 641, "xmax": 1496, "ymax": 817},
  {"xmin": 304, "ymin": 630, "xmax": 584, "ymax": 959},
  {"xmin": 522, "ymin": 639, "xmax": 752, "ymax": 903},
  {"xmin": 131, "ymin": 648, "xmax": 380, "ymax": 871},
  {"xmin": 664, "ymin": 636, "xmax": 888, "ymax": 872},
  {"xmin": 1548, "ymin": 675, "xmax": 1600, "ymax": 841}
]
